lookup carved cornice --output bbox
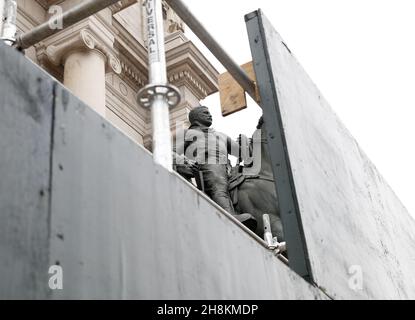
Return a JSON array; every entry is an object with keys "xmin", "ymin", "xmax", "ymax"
[
  {"xmin": 166, "ymin": 32, "xmax": 219, "ymax": 100},
  {"xmin": 35, "ymin": 0, "xmax": 64, "ymax": 10},
  {"xmin": 114, "ymin": 34, "xmax": 149, "ymax": 90},
  {"xmin": 119, "ymin": 58, "xmax": 147, "ymax": 87},
  {"xmin": 168, "ymin": 68, "xmax": 208, "ymax": 100},
  {"xmin": 163, "ymin": 1, "xmax": 184, "ymax": 34},
  {"xmin": 112, "ymin": 19, "xmax": 148, "ymax": 65},
  {"xmin": 45, "ymin": 28, "xmax": 121, "ymax": 74},
  {"xmin": 115, "ymin": 42, "xmax": 218, "ymax": 101},
  {"xmin": 109, "ymin": 0, "xmax": 138, "ymax": 14},
  {"xmin": 114, "ymin": 30, "xmax": 218, "ymax": 101},
  {"xmin": 112, "ymin": 18, "xmax": 151, "ymax": 93}
]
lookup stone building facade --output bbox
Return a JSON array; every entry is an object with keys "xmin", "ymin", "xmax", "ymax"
[{"xmin": 15, "ymin": 0, "xmax": 218, "ymax": 148}]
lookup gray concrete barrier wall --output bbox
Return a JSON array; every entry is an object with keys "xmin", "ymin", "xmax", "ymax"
[
  {"xmin": 247, "ymin": 11, "xmax": 415, "ymax": 299},
  {"xmin": 0, "ymin": 43, "xmax": 324, "ymax": 299},
  {"xmin": 0, "ymin": 43, "xmax": 55, "ymax": 300}
]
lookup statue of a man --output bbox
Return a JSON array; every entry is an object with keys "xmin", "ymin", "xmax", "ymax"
[{"xmin": 174, "ymin": 106, "xmax": 257, "ymax": 230}]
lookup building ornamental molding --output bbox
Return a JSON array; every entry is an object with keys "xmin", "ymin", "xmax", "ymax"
[
  {"xmin": 168, "ymin": 68, "xmax": 208, "ymax": 100},
  {"xmin": 165, "ymin": 32, "xmax": 219, "ymax": 101},
  {"xmin": 46, "ymin": 28, "xmax": 122, "ymax": 74},
  {"xmin": 119, "ymin": 57, "xmax": 147, "ymax": 88},
  {"xmin": 109, "ymin": 0, "xmax": 138, "ymax": 14},
  {"xmin": 35, "ymin": 0, "xmax": 63, "ymax": 10},
  {"xmin": 163, "ymin": 1, "xmax": 184, "ymax": 34}
]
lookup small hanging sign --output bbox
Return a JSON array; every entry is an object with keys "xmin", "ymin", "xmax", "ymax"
[{"xmin": 145, "ymin": 0, "xmax": 160, "ymax": 64}]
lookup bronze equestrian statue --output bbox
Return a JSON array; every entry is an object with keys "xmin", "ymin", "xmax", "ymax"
[
  {"xmin": 229, "ymin": 116, "xmax": 284, "ymax": 242},
  {"xmin": 173, "ymin": 106, "xmax": 257, "ymax": 231}
]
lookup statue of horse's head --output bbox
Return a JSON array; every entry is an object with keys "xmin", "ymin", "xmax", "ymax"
[
  {"xmin": 256, "ymin": 116, "xmax": 264, "ymax": 129},
  {"xmin": 255, "ymin": 115, "xmax": 267, "ymax": 142}
]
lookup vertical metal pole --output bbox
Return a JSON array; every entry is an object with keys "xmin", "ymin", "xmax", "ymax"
[
  {"xmin": 0, "ymin": 0, "xmax": 17, "ymax": 46},
  {"xmin": 144, "ymin": 0, "xmax": 173, "ymax": 171},
  {"xmin": 0, "ymin": 0, "xmax": 5, "ymax": 36},
  {"xmin": 246, "ymin": 10, "xmax": 312, "ymax": 282}
]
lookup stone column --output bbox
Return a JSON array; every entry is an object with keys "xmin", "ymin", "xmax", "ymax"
[
  {"xmin": 46, "ymin": 29, "xmax": 121, "ymax": 117},
  {"xmin": 64, "ymin": 50, "xmax": 106, "ymax": 115}
]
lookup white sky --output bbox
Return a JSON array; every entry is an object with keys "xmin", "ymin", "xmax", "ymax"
[{"xmin": 183, "ymin": 0, "xmax": 415, "ymax": 216}]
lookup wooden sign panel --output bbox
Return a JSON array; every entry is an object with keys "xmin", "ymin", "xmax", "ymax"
[{"xmin": 218, "ymin": 61, "xmax": 259, "ymax": 117}]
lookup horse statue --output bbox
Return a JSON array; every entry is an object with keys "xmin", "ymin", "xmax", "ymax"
[
  {"xmin": 229, "ymin": 116, "xmax": 284, "ymax": 243},
  {"xmin": 173, "ymin": 115, "xmax": 284, "ymax": 248}
]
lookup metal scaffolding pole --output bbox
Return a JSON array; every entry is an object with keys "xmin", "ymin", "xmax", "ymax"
[
  {"xmin": 0, "ymin": 0, "xmax": 17, "ymax": 46},
  {"xmin": 16, "ymin": 0, "xmax": 120, "ymax": 49},
  {"xmin": 137, "ymin": 0, "xmax": 181, "ymax": 170},
  {"xmin": 165, "ymin": 0, "xmax": 257, "ymax": 100},
  {"xmin": 0, "ymin": 0, "xmax": 5, "ymax": 35}
]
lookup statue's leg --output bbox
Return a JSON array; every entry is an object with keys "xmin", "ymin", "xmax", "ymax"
[
  {"xmin": 237, "ymin": 184, "xmax": 261, "ymax": 237},
  {"xmin": 199, "ymin": 165, "xmax": 257, "ymax": 231},
  {"xmin": 270, "ymin": 214, "xmax": 284, "ymax": 242},
  {"xmin": 201, "ymin": 165, "xmax": 235, "ymax": 214}
]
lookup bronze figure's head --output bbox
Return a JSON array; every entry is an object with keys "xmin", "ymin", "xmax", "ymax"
[{"xmin": 188, "ymin": 106, "xmax": 212, "ymax": 127}]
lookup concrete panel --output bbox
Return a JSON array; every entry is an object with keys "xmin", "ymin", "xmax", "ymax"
[
  {"xmin": 247, "ymin": 11, "xmax": 415, "ymax": 299},
  {"xmin": 49, "ymin": 84, "xmax": 325, "ymax": 299},
  {"xmin": 0, "ymin": 43, "xmax": 54, "ymax": 299}
]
